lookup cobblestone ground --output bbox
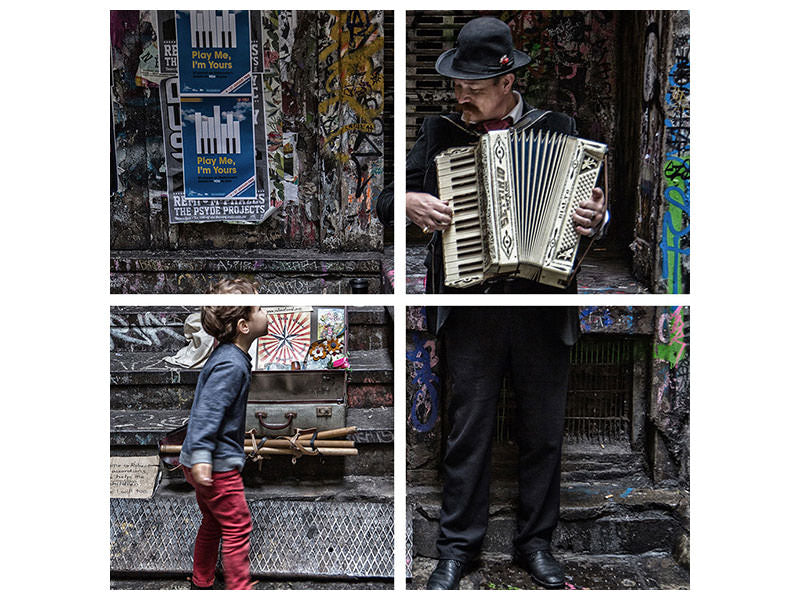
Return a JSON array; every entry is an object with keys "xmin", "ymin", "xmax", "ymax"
[{"xmin": 410, "ymin": 553, "xmax": 689, "ymax": 590}]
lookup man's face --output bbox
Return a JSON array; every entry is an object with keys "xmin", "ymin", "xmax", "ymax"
[{"xmin": 452, "ymin": 75, "xmax": 514, "ymax": 123}]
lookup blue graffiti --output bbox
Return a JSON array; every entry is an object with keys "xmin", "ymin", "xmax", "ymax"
[
  {"xmin": 406, "ymin": 331, "xmax": 439, "ymax": 433},
  {"xmin": 579, "ymin": 306, "xmax": 634, "ymax": 333},
  {"xmin": 661, "ymin": 48, "xmax": 690, "ymax": 294},
  {"xmin": 660, "ymin": 178, "xmax": 690, "ymax": 294}
]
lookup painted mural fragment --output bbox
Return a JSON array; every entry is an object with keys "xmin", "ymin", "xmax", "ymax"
[
  {"xmin": 651, "ymin": 305, "xmax": 689, "ymax": 483},
  {"xmin": 406, "ymin": 331, "xmax": 440, "ymax": 434},
  {"xmin": 503, "ymin": 10, "xmax": 617, "ymax": 142},
  {"xmin": 660, "ymin": 13, "xmax": 689, "ymax": 294},
  {"xmin": 318, "ymin": 11, "xmax": 384, "ymax": 248}
]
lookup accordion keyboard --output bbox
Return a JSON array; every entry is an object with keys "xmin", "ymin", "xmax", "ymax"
[{"xmin": 436, "ymin": 148, "xmax": 485, "ymax": 288}]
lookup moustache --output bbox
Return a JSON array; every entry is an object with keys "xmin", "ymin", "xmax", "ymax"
[{"xmin": 455, "ymin": 103, "xmax": 477, "ymax": 113}]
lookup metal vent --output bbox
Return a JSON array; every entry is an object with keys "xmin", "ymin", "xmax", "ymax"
[
  {"xmin": 495, "ymin": 336, "xmax": 639, "ymax": 445},
  {"xmin": 111, "ymin": 497, "xmax": 394, "ymax": 578},
  {"xmin": 566, "ymin": 336, "xmax": 636, "ymax": 444}
]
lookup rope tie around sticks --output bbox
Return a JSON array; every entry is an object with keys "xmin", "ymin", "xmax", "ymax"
[{"xmin": 278, "ymin": 428, "xmax": 320, "ymax": 464}]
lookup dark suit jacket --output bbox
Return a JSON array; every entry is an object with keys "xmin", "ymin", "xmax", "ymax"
[{"xmin": 408, "ymin": 99, "xmax": 580, "ymax": 343}]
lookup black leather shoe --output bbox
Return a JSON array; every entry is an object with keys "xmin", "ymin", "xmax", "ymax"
[
  {"xmin": 513, "ymin": 549, "xmax": 565, "ymax": 589},
  {"xmin": 426, "ymin": 559, "xmax": 466, "ymax": 590}
]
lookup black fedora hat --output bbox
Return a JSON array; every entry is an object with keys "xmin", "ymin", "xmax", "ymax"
[{"xmin": 435, "ymin": 17, "xmax": 531, "ymax": 80}]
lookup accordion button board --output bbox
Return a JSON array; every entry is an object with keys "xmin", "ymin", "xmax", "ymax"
[
  {"xmin": 437, "ymin": 147, "xmax": 486, "ymax": 288},
  {"xmin": 436, "ymin": 124, "xmax": 607, "ymax": 289}
]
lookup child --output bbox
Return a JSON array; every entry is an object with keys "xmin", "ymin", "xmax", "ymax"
[{"xmin": 179, "ymin": 279, "xmax": 267, "ymax": 590}]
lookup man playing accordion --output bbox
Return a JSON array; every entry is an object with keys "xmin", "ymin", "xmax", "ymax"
[{"xmin": 404, "ymin": 17, "xmax": 608, "ymax": 590}]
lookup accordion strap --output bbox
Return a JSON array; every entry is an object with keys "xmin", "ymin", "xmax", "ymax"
[{"xmin": 513, "ymin": 108, "xmax": 551, "ymax": 131}]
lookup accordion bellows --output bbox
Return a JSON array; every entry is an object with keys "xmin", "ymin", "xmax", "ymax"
[{"xmin": 436, "ymin": 126, "xmax": 607, "ymax": 289}]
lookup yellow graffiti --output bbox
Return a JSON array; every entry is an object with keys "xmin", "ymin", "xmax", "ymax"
[{"xmin": 319, "ymin": 11, "xmax": 384, "ymax": 148}]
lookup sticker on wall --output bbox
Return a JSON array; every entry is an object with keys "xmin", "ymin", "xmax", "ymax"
[
  {"xmin": 306, "ymin": 308, "xmax": 349, "ymax": 369},
  {"xmin": 255, "ymin": 309, "xmax": 312, "ymax": 370},
  {"xmin": 175, "ymin": 10, "xmax": 252, "ymax": 95},
  {"xmin": 282, "ymin": 132, "xmax": 298, "ymax": 203},
  {"xmin": 317, "ymin": 308, "xmax": 346, "ymax": 341},
  {"xmin": 156, "ymin": 11, "xmax": 178, "ymax": 73},
  {"xmin": 305, "ymin": 334, "xmax": 348, "ymax": 370}
]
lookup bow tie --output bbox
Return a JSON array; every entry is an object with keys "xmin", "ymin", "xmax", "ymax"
[{"xmin": 473, "ymin": 117, "xmax": 513, "ymax": 133}]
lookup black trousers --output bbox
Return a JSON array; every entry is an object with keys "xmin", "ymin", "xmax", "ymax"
[{"xmin": 436, "ymin": 307, "xmax": 570, "ymax": 561}]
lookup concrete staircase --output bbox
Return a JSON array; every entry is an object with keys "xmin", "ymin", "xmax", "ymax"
[
  {"xmin": 407, "ymin": 443, "xmax": 689, "ymax": 589},
  {"xmin": 110, "ymin": 306, "xmax": 395, "ymax": 587}
]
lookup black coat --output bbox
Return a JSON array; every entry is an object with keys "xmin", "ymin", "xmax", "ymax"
[{"xmin": 407, "ymin": 100, "xmax": 580, "ymax": 343}]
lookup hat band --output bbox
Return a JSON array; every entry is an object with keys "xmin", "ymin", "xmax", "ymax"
[{"xmin": 452, "ymin": 54, "xmax": 514, "ymax": 75}]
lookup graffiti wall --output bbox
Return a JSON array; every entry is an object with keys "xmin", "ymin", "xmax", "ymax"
[
  {"xmin": 633, "ymin": 11, "xmax": 690, "ymax": 293},
  {"xmin": 318, "ymin": 11, "xmax": 385, "ymax": 251},
  {"xmin": 111, "ymin": 10, "xmax": 384, "ymax": 252},
  {"xmin": 659, "ymin": 12, "xmax": 690, "ymax": 294},
  {"xmin": 500, "ymin": 11, "xmax": 617, "ymax": 145},
  {"xmin": 405, "ymin": 307, "xmax": 442, "ymax": 485},
  {"xmin": 651, "ymin": 306, "xmax": 690, "ymax": 485}
]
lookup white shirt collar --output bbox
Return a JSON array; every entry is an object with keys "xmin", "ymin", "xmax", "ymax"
[{"xmin": 504, "ymin": 91, "xmax": 524, "ymax": 124}]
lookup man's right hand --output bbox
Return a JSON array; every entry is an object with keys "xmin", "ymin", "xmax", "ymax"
[
  {"xmin": 406, "ymin": 192, "xmax": 453, "ymax": 233},
  {"xmin": 191, "ymin": 462, "xmax": 213, "ymax": 487}
]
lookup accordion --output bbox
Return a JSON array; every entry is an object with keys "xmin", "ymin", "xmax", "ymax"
[{"xmin": 436, "ymin": 125, "xmax": 607, "ymax": 289}]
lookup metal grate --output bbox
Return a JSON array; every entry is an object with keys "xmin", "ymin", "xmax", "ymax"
[
  {"xmin": 111, "ymin": 497, "xmax": 394, "ymax": 578},
  {"xmin": 495, "ymin": 336, "xmax": 637, "ymax": 445},
  {"xmin": 405, "ymin": 509, "xmax": 413, "ymax": 578},
  {"xmin": 565, "ymin": 336, "xmax": 635, "ymax": 444}
]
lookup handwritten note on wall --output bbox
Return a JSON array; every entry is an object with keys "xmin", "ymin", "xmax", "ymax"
[{"xmin": 110, "ymin": 455, "xmax": 160, "ymax": 499}]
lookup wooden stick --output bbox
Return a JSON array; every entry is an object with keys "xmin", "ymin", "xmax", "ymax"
[
  {"xmin": 160, "ymin": 444, "xmax": 357, "ymax": 456},
  {"xmin": 245, "ymin": 439, "xmax": 354, "ymax": 448},
  {"xmin": 297, "ymin": 426, "xmax": 357, "ymax": 440},
  {"xmin": 248, "ymin": 447, "xmax": 357, "ymax": 456}
]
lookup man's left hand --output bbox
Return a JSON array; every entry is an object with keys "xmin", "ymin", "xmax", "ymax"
[{"xmin": 572, "ymin": 187, "xmax": 606, "ymax": 237}]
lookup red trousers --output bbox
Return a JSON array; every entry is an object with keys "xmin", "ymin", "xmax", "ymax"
[{"xmin": 183, "ymin": 467, "xmax": 252, "ymax": 590}]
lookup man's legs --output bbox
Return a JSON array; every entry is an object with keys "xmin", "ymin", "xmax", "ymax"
[
  {"xmin": 436, "ymin": 308, "xmax": 510, "ymax": 562},
  {"xmin": 508, "ymin": 308, "xmax": 570, "ymax": 586}
]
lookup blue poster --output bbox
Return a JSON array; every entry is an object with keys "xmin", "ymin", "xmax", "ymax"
[
  {"xmin": 176, "ymin": 10, "xmax": 251, "ymax": 95},
  {"xmin": 180, "ymin": 96, "xmax": 257, "ymax": 199}
]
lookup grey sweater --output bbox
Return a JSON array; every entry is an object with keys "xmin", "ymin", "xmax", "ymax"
[{"xmin": 179, "ymin": 343, "xmax": 253, "ymax": 472}]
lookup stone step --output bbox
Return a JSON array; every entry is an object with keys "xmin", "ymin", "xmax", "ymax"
[
  {"xmin": 110, "ymin": 348, "xmax": 393, "ymax": 411},
  {"xmin": 111, "ymin": 406, "xmax": 393, "ymax": 449},
  {"xmin": 409, "ymin": 481, "xmax": 688, "ymax": 557},
  {"xmin": 110, "ymin": 306, "xmax": 392, "ymax": 353},
  {"xmin": 111, "ymin": 249, "xmax": 392, "ymax": 294}
]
